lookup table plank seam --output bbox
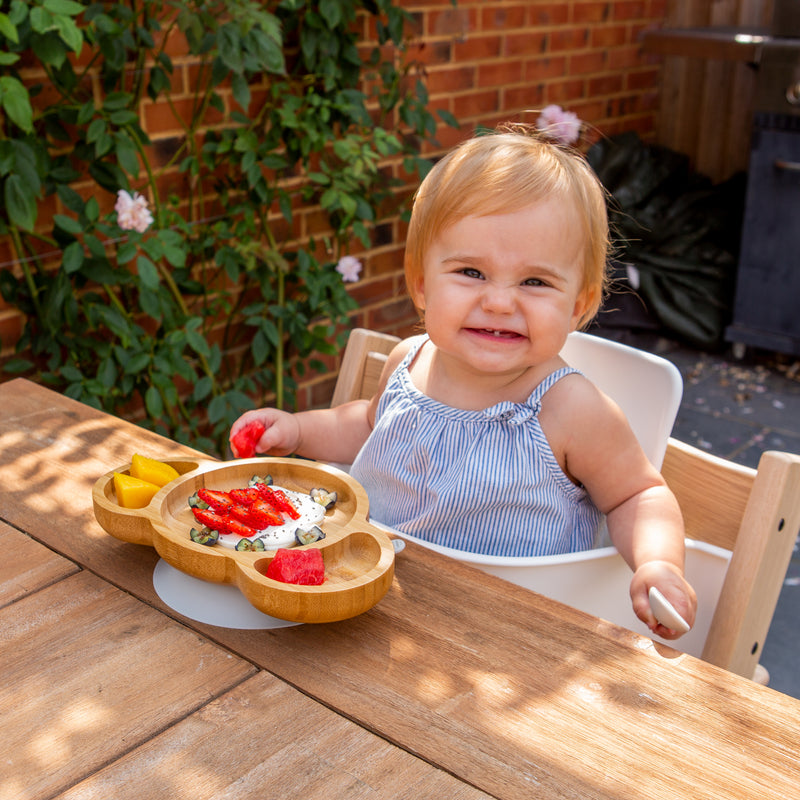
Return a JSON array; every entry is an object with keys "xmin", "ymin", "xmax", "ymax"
[{"xmin": 49, "ymin": 669, "xmax": 262, "ymax": 800}]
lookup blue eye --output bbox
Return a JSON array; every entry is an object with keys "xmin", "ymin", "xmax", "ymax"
[
  {"xmin": 522, "ymin": 277, "xmax": 545, "ymax": 287},
  {"xmin": 460, "ymin": 268, "xmax": 484, "ymax": 279}
]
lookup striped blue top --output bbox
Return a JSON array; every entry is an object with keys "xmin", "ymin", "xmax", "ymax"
[{"xmin": 350, "ymin": 335, "xmax": 601, "ymax": 557}]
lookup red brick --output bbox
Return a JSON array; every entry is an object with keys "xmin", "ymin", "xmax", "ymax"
[
  {"xmin": 573, "ymin": 2, "xmax": 612, "ymax": 24},
  {"xmin": 454, "ymin": 89, "xmax": 501, "ymax": 118},
  {"xmin": 481, "ymin": 4, "xmax": 526, "ymax": 29},
  {"xmin": 545, "ymin": 78, "xmax": 587, "ymax": 105},
  {"xmin": 425, "ymin": 66, "xmax": 476, "ymax": 94},
  {"xmin": 411, "ymin": 39, "xmax": 453, "ymax": 66},
  {"xmin": 570, "ymin": 50, "xmax": 608, "ymax": 75},
  {"xmin": 591, "ymin": 24, "xmax": 631, "ymax": 48},
  {"xmin": 504, "ymin": 32, "xmax": 548, "ymax": 58},
  {"xmin": 477, "ymin": 60, "xmax": 524, "ymax": 89},
  {"xmin": 525, "ymin": 55, "xmax": 569, "ymax": 82},
  {"xmin": 428, "ymin": 7, "xmax": 474, "ymax": 39},
  {"xmin": 503, "ymin": 84, "xmax": 547, "ymax": 110},
  {"xmin": 454, "ymin": 34, "xmax": 503, "ymax": 62},
  {"xmin": 613, "ymin": 1, "xmax": 647, "ymax": 21},
  {"xmin": 529, "ymin": 4, "xmax": 570, "ymax": 26},
  {"xmin": 588, "ymin": 73, "xmax": 624, "ymax": 96},
  {"xmin": 607, "ymin": 44, "xmax": 646, "ymax": 70},
  {"xmin": 548, "ymin": 27, "xmax": 591, "ymax": 52}
]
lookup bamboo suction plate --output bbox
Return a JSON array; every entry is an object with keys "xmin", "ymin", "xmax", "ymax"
[{"xmin": 92, "ymin": 457, "xmax": 395, "ymax": 624}]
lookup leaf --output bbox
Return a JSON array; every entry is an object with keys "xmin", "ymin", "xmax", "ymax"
[
  {"xmin": 136, "ymin": 256, "xmax": 161, "ymax": 290},
  {"xmin": 121, "ymin": 352, "xmax": 151, "ymax": 375},
  {"xmin": 86, "ymin": 118, "xmax": 106, "ymax": 143},
  {"xmin": 145, "ymin": 385, "xmax": 164, "ymax": 418},
  {"xmin": 114, "ymin": 132, "xmax": 140, "ymax": 176},
  {"xmin": 218, "ymin": 25, "xmax": 243, "ymax": 73},
  {"xmin": 53, "ymin": 12, "xmax": 83, "ymax": 53},
  {"xmin": 319, "ymin": 0, "xmax": 342, "ymax": 29},
  {"xmin": 0, "ymin": 76, "xmax": 33, "ymax": 132},
  {"xmin": 53, "ymin": 214, "xmax": 83, "ymax": 235},
  {"xmin": 4, "ymin": 173, "xmax": 37, "ymax": 231},
  {"xmin": 437, "ymin": 108, "xmax": 460, "ymax": 128},
  {"xmin": 43, "ymin": 0, "xmax": 86, "ymax": 15},
  {"xmin": 97, "ymin": 357, "xmax": 117, "ymax": 389},
  {"xmin": 0, "ymin": 12, "xmax": 19, "ymax": 44},
  {"xmin": 62, "ymin": 241, "xmax": 84, "ymax": 274},
  {"xmin": 192, "ymin": 376, "xmax": 213, "ymax": 402}
]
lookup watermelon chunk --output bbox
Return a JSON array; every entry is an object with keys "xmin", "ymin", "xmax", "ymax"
[
  {"xmin": 230, "ymin": 421, "xmax": 266, "ymax": 458},
  {"xmin": 265, "ymin": 548, "xmax": 325, "ymax": 585}
]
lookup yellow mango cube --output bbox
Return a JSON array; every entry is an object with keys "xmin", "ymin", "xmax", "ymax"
[
  {"xmin": 113, "ymin": 472, "xmax": 161, "ymax": 509},
  {"xmin": 130, "ymin": 453, "xmax": 180, "ymax": 487}
]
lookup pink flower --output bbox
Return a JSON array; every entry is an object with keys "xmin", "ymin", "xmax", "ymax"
[
  {"xmin": 536, "ymin": 105, "xmax": 582, "ymax": 146},
  {"xmin": 335, "ymin": 255, "xmax": 362, "ymax": 282},
  {"xmin": 115, "ymin": 189, "xmax": 153, "ymax": 233}
]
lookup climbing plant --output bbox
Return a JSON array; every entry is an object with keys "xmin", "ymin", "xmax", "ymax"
[{"xmin": 0, "ymin": 0, "xmax": 455, "ymax": 455}]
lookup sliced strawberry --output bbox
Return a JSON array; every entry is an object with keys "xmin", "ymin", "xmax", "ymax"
[
  {"xmin": 256, "ymin": 485, "xmax": 300, "ymax": 520},
  {"xmin": 231, "ymin": 500, "xmax": 283, "ymax": 529},
  {"xmin": 224, "ymin": 517, "xmax": 261, "ymax": 538},
  {"xmin": 230, "ymin": 421, "xmax": 266, "ymax": 459},
  {"xmin": 197, "ymin": 488, "xmax": 234, "ymax": 513},
  {"xmin": 192, "ymin": 507, "xmax": 230, "ymax": 532},
  {"xmin": 229, "ymin": 487, "xmax": 261, "ymax": 506}
]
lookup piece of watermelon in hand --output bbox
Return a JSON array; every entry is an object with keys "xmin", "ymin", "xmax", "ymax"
[
  {"xmin": 265, "ymin": 548, "xmax": 325, "ymax": 585},
  {"xmin": 230, "ymin": 421, "xmax": 266, "ymax": 458}
]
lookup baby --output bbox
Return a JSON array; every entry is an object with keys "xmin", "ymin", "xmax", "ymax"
[{"xmin": 230, "ymin": 126, "xmax": 697, "ymax": 638}]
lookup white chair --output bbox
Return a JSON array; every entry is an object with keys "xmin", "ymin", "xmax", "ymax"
[
  {"xmin": 559, "ymin": 331, "xmax": 682, "ymax": 469},
  {"xmin": 333, "ymin": 328, "xmax": 800, "ymax": 679}
]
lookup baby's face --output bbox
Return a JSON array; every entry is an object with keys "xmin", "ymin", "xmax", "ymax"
[{"xmin": 416, "ymin": 198, "xmax": 590, "ymax": 378}]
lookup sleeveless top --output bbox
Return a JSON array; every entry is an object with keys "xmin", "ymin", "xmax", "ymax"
[{"xmin": 349, "ymin": 335, "xmax": 602, "ymax": 557}]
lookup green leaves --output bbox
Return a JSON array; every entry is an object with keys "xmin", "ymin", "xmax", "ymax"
[
  {"xmin": 0, "ymin": 0, "xmax": 457, "ymax": 456},
  {"xmin": 0, "ymin": 76, "xmax": 33, "ymax": 131}
]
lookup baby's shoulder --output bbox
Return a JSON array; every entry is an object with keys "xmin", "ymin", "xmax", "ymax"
[
  {"xmin": 385, "ymin": 335, "xmax": 423, "ymax": 371},
  {"xmin": 541, "ymin": 369, "xmax": 621, "ymax": 426}
]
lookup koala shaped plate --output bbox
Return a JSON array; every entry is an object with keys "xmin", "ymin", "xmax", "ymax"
[{"xmin": 92, "ymin": 457, "xmax": 395, "ymax": 623}]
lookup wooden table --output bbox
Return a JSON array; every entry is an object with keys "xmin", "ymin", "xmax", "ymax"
[{"xmin": 2, "ymin": 377, "xmax": 799, "ymax": 800}]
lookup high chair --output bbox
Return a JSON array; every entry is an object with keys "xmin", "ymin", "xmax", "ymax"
[{"xmin": 332, "ymin": 327, "xmax": 800, "ymax": 681}]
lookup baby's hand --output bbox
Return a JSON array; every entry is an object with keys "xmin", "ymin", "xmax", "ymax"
[
  {"xmin": 229, "ymin": 409, "xmax": 301, "ymax": 458},
  {"xmin": 629, "ymin": 561, "xmax": 697, "ymax": 640}
]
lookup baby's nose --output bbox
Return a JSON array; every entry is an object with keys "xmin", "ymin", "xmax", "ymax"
[{"xmin": 480, "ymin": 284, "xmax": 515, "ymax": 312}]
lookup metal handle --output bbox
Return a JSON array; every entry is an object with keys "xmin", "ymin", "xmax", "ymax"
[{"xmin": 775, "ymin": 159, "xmax": 800, "ymax": 172}]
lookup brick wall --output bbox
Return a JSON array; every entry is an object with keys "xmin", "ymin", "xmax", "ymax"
[{"xmin": 0, "ymin": 0, "xmax": 670, "ymax": 411}]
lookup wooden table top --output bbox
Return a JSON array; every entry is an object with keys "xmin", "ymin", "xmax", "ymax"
[{"xmin": 2, "ymin": 377, "xmax": 800, "ymax": 800}]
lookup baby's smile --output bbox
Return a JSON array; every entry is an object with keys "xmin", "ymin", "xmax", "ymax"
[{"xmin": 469, "ymin": 327, "xmax": 524, "ymax": 340}]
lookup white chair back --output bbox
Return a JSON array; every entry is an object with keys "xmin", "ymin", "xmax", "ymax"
[{"xmin": 559, "ymin": 331, "xmax": 683, "ymax": 469}]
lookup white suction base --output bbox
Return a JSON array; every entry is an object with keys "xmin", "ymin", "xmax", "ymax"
[{"xmin": 153, "ymin": 558, "xmax": 300, "ymax": 629}]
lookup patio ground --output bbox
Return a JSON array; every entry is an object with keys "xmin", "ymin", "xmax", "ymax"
[{"xmin": 592, "ymin": 324, "xmax": 800, "ymax": 699}]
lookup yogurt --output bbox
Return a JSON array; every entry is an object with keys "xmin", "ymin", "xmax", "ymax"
[{"xmin": 215, "ymin": 487, "xmax": 326, "ymax": 550}]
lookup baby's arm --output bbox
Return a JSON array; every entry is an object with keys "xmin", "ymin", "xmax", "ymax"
[
  {"xmin": 604, "ymin": 483, "xmax": 695, "ymax": 640},
  {"xmin": 230, "ymin": 400, "xmax": 372, "ymax": 464},
  {"xmin": 229, "ymin": 337, "xmax": 415, "ymax": 464},
  {"xmin": 551, "ymin": 377, "xmax": 697, "ymax": 639}
]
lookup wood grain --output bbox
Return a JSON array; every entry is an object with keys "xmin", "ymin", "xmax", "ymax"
[
  {"xmin": 52, "ymin": 671, "xmax": 493, "ymax": 800},
  {"xmin": 3, "ymin": 378, "xmax": 800, "ymax": 800},
  {"xmin": 0, "ymin": 522, "xmax": 78, "ymax": 607},
  {"xmin": 0, "ymin": 570, "xmax": 256, "ymax": 800}
]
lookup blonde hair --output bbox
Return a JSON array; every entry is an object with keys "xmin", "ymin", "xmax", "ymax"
[{"xmin": 404, "ymin": 126, "xmax": 610, "ymax": 329}]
